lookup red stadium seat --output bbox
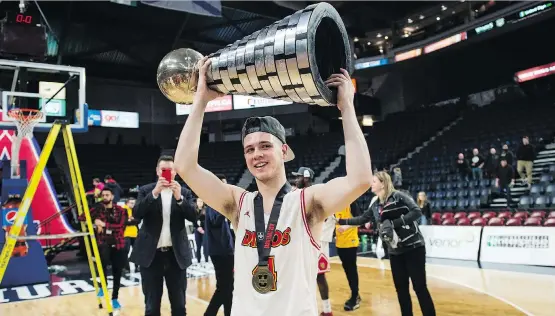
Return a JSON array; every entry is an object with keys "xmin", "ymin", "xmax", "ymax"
[
  {"xmin": 467, "ymin": 212, "xmax": 481, "ymax": 221},
  {"xmin": 457, "ymin": 218, "xmax": 471, "ymax": 226},
  {"xmin": 524, "ymin": 217, "xmax": 542, "ymax": 226},
  {"xmin": 488, "ymin": 217, "xmax": 504, "ymax": 226},
  {"xmin": 441, "ymin": 212, "xmax": 454, "ymax": 220},
  {"xmin": 471, "ymin": 218, "xmax": 487, "ymax": 226},
  {"xmin": 513, "ymin": 211, "xmax": 528, "ymax": 220},
  {"xmin": 497, "ymin": 211, "xmax": 512, "ymax": 219},
  {"xmin": 442, "ymin": 218, "xmax": 456, "ymax": 226},
  {"xmin": 454, "ymin": 212, "xmax": 467, "ymax": 220},
  {"xmin": 548, "ymin": 211, "xmax": 555, "ymax": 219},
  {"xmin": 544, "ymin": 218, "xmax": 555, "ymax": 226},
  {"xmin": 530, "ymin": 210, "xmax": 546, "ymax": 219},
  {"xmin": 505, "ymin": 218, "xmax": 522, "ymax": 226},
  {"xmin": 432, "ymin": 213, "xmax": 441, "ymax": 224},
  {"xmin": 482, "ymin": 211, "xmax": 496, "ymax": 220}
]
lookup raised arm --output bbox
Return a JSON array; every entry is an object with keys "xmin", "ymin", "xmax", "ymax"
[
  {"xmin": 174, "ymin": 57, "xmax": 245, "ymax": 223},
  {"xmin": 305, "ymin": 69, "xmax": 372, "ymax": 222}
]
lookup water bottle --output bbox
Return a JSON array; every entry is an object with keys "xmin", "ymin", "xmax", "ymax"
[{"xmin": 361, "ymin": 235, "xmax": 368, "ymax": 252}]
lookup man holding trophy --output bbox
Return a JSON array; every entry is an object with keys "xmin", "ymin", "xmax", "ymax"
[{"xmin": 157, "ymin": 3, "xmax": 372, "ymax": 315}]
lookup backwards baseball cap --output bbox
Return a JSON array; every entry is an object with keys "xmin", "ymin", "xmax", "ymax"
[
  {"xmin": 241, "ymin": 116, "xmax": 295, "ymax": 162},
  {"xmin": 292, "ymin": 167, "xmax": 314, "ymax": 179}
]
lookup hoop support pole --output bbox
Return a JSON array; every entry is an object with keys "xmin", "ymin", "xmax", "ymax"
[
  {"xmin": 0, "ymin": 124, "xmax": 61, "ymax": 282},
  {"xmin": 62, "ymin": 124, "xmax": 112, "ymax": 313}
]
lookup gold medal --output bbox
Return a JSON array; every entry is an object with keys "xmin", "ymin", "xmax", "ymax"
[{"xmin": 252, "ymin": 265, "xmax": 274, "ymax": 294}]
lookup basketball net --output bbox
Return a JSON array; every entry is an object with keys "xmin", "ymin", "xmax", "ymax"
[{"xmin": 8, "ymin": 109, "xmax": 44, "ymax": 179}]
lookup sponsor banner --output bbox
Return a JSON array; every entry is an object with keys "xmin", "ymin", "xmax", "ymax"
[
  {"xmin": 424, "ymin": 32, "xmax": 467, "ymax": 54},
  {"xmin": 467, "ymin": 18, "xmax": 506, "ymax": 37},
  {"xmin": 86, "ymin": 109, "xmax": 101, "ymax": 126},
  {"xmin": 176, "ymin": 95, "xmax": 232, "ymax": 115},
  {"xmin": 100, "ymin": 110, "xmax": 139, "ymax": 128},
  {"xmin": 420, "ymin": 225, "xmax": 481, "ymax": 261},
  {"xmin": 514, "ymin": 61, "xmax": 555, "ymax": 83},
  {"xmin": 354, "ymin": 58, "xmax": 389, "ymax": 70},
  {"xmin": 233, "ymin": 95, "xmax": 292, "ymax": 110},
  {"xmin": 480, "ymin": 226, "xmax": 555, "ymax": 266},
  {"xmin": 395, "ymin": 48, "xmax": 422, "ymax": 62}
]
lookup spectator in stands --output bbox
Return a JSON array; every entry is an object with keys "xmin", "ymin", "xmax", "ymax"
[
  {"xmin": 416, "ymin": 192, "xmax": 431, "ymax": 225},
  {"xmin": 337, "ymin": 171, "xmax": 435, "ymax": 316},
  {"xmin": 484, "ymin": 148, "xmax": 499, "ymax": 180},
  {"xmin": 104, "ymin": 175, "xmax": 124, "ymax": 204},
  {"xmin": 495, "ymin": 158, "xmax": 515, "ymax": 208},
  {"xmin": 193, "ymin": 198, "xmax": 209, "ymax": 264},
  {"xmin": 470, "ymin": 148, "xmax": 485, "ymax": 180},
  {"xmin": 500, "ymin": 143, "xmax": 514, "ymax": 166},
  {"xmin": 392, "ymin": 167, "xmax": 403, "ymax": 189},
  {"xmin": 455, "ymin": 153, "xmax": 471, "ymax": 181},
  {"xmin": 79, "ymin": 187, "xmax": 127, "ymax": 310},
  {"xmin": 204, "ymin": 174, "xmax": 234, "ymax": 316},
  {"xmin": 87, "ymin": 178, "xmax": 104, "ymax": 203},
  {"xmin": 516, "ymin": 136, "xmax": 536, "ymax": 188}
]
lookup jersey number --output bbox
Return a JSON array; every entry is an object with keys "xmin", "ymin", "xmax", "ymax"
[{"xmin": 252, "ymin": 255, "xmax": 278, "ymax": 292}]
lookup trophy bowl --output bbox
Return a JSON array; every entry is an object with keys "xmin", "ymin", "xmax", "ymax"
[{"xmin": 157, "ymin": 48, "xmax": 204, "ymax": 105}]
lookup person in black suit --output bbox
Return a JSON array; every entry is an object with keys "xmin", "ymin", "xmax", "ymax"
[{"xmin": 131, "ymin": 155, "xmax": 197, "ymax": 316}]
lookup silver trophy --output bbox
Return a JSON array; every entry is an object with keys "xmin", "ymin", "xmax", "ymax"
[{"xmin": 157, "ymin": 2, "xmax": 353, "ymax": 106}]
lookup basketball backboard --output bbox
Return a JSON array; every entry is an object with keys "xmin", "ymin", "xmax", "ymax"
[{"xmin": 0, "ymin": 58, "xmax": 88, "ymax": 133}]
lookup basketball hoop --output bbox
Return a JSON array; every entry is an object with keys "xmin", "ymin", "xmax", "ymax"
[{"xmin": 8, "ymin": 109, "xmax": 44, "ymax": 179}]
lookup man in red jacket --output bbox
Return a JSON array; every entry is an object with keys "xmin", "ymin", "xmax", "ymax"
[{"xmin": 79, "ymin": 187, "xmax": 128, "ymax": 310}]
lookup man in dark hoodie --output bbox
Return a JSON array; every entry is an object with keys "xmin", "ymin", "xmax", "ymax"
[
  {"xmin": 499, "ymin": 143, "xmax": 515, "ymax": 166},
  {"xmin": 516, "ymin": 136, "xmax": 536, "ymax": 188},
  {"xmin": 484, "ymin": 148, "xmax": 499, "ymax": 180}
]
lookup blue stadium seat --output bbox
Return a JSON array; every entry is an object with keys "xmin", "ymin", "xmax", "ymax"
[
  {"xmin": 540, "ymin": 174, "xmax": 554, "ymax": 184},
  {"xmin": 519, "ymin": 196, "xmax": 532, "ymax": 209},
  {"xmin": 534, "ymin": 195, "xmax": 549, "ymax": 208}
]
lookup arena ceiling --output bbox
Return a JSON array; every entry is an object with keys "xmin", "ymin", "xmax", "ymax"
[{"xmin": 0, "ymin": 1, "xmax": 440, "ymax": 84}]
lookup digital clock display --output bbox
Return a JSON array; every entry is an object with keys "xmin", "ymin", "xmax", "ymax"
[
  {"xmin": 6, "ymin": 11, "xmax": 38, "ymax": 26},
  {"xmin": 15, "ymin": 13, "xmax": 33, "ymax": 24}
]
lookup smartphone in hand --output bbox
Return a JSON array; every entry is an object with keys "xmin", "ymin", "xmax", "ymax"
[{"xmin": 161, "ymin": 169, "xmax": 172, "ymax": 184}]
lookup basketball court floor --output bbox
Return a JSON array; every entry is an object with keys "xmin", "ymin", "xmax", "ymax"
[{"xmin": 0, "ymin": 255, "xmax": 553, "ymax": 315}]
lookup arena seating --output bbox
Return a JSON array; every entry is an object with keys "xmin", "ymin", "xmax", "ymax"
[
  {"xmin": 77, "ymin": 144, "xmax": 162, "ymax": 191},
  {"xmin": 400, "ymin": 98, "xmax": 555, "ymax": 226},
  {"xmin": 325, "ymin": 106, "xmax": 461, "ymax": 209}
]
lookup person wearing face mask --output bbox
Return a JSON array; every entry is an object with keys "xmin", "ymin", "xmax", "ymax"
[{"xmin": 79, "ymin": 188, "xmax": 128, "ymax": 310}]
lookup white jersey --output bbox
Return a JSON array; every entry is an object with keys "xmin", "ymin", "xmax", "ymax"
[
  {"xmin": 321, "ymin": 215, "xmax": 336, "ymax": 243},
  {"xmin": 232, "ymin": 189, "xmax": 321, "ymax": 316}
]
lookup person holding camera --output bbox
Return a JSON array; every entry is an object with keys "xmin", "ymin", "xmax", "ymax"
[{"xmin": 336, "ymin": 171, "xmax": 436, "ymax": 316}]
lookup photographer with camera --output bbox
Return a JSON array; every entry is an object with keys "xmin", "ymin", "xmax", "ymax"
[{"xmin": 336, "ymin": 171, "xmax": 436, "ymax": 316}]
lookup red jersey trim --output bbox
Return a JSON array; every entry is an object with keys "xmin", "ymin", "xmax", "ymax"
[
  {"xmin": 237, "ymin": 191, "xmax": 247, "ymax": 226},
  {"xmin": 301, "ymin": 189, "xmax": 320, "ymax": 250}
]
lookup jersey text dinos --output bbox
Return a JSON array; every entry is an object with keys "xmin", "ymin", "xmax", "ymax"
[{"xmin": 231, "ymin": 188, "xmax": 320, "ymax": 316}]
